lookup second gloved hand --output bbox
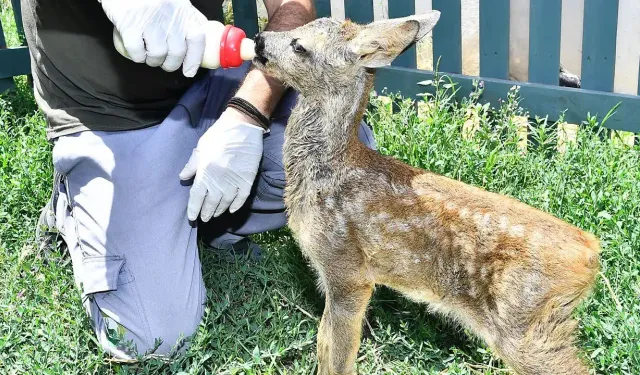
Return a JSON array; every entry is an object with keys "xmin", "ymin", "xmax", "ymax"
[
  {"xmin": 179, "ymin": 110, "xmax": 265, "ymax": 222},
  {"xmin": 100, "ymin": 0, "xmax": 207, "ymax": 76}
]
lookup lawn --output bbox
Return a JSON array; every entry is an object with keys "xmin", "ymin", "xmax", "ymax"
[{"xmin": 2, "ymin": 4, "xmax": 640, "ymax": 375}]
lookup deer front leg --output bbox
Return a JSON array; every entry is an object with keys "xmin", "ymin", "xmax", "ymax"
[{"xmin": 316, "ymin": 276, "xmax": 374, "ymax": 375}]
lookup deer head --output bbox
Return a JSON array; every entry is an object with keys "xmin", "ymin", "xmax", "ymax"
[{"xmin": 252, "ymin": 11, "xmax": 441, "ymax": 96}]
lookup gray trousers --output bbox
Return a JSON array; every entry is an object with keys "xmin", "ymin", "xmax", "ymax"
[{"xmin": 50, "ymin": 62, "xmax": 377, "ymax": 359}]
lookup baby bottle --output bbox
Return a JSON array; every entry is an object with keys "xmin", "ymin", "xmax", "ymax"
[{"xmin": 112, "ymin": 21, "xmax": 256, "ymax": 69}]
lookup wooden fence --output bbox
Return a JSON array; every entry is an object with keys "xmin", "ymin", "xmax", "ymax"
[
  {"xmin": 0, "ymin": 0, "xmax": 28, "ymax": 94},
  {"xmin": 1, "ymin": 0, "xmax": 639, "ymax": 134}
]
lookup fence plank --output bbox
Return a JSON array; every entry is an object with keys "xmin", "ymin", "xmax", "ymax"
[
  {"xmin": 231, "ymin": 0, "xmax": 259, "ymax": 38},
  {"xmin": 0, "ymin": 23, "xmax": 6, "ymax": 50},
  {"xmin": 388, "ymin": 0, "xmax": 417, "ymax": 69},
  {"xmin": 315, "ymin": 0, "xmax": 332, "ymax": 18},
  {"xmin": 637, "ymin": 62, "xmax": 640, "ymax": 144},
  {"xmin": 344, "ymin": 0, "xmax": 374, "ymax": 24},
  {"xmin": 581, "ymin": 0, "xmax": 619, "ymax": 92},
  {"xmin": 0, "ymin": 18, "xmax": 14, "ymax": 93},
  {"xmin": 10, "ymin": 0, "xmax": 25, "ymax": 43},
  {"xmin": 432, "ymin": 0, "xmax": 462, "ymax": 74},
  {"xmin": 529, "ymin": 0, "xmax": 562, "ymax": 85},
  {"xmin": 375, "ymin": 66, "xmax": 640, "ymax": 133},
  {"xmin": 0, "ymin": 47, "xmax": 31, "ymax": 79},
  {"xmin": 0, "ymin": 78, "xmax": 13, "ymax": 94},
  {"xmin": 479, "ymin": 0, "xmax": 509, "ymax": 79}
]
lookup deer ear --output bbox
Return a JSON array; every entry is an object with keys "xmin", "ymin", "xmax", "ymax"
[{"xmin": 349, "ymin": 11, "xmax": 441, "ymax": 68}]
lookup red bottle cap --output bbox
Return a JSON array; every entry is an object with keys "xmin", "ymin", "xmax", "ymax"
[{"xmin": 220, "ymin": 25, "xmax": 247, "ymax": 69}]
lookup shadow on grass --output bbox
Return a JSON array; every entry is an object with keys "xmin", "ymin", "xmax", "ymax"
[{"xmin": 170, "ymin": 228, "xmax": 492, "ymax": 374}]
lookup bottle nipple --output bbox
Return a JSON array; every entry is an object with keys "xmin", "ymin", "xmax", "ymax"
[{"xmin": 217, "ymin": 24, "xmax": 256, "ymax": 69}]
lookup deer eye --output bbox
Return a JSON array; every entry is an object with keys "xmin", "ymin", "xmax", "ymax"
[{"xmin": 291, "ymin": 39, "xmax": 308, "ymax": 54}]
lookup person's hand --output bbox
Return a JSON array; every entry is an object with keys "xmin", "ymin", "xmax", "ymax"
[
  {"xmin": 100, "ymin": 0, "xmax": 207, "ymax": 77},
  {"xmin": 180, "ymin": 109, "xmax": 265, "ymax": 222}
]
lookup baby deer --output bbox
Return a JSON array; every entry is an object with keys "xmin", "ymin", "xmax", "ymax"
[{"xmin": 253, "ymin": 11, "xmax": 600, "ymax": 375}]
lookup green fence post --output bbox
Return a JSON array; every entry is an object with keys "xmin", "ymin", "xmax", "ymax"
[
  {"xmin": 581, "ymin": 0, "xmax": 619, "ymax": 92},
  {"xmin": 528, "ymin": 0, "xmax": 562, "ymax": 85},
  {"xmin": 232, "ymin": 0, "xmax": 259, "ymax": 38},
  {"xmin": 315, "ymin": 0, "xmax": 331, "ymax": 18},
  {"xmin": 344, "ymin": 0, "xmax": 374, "ymax": 24},
  {"xmin": 479, "ymin": 0, "xmax": 510, "ymax": 79},
  {"xmin": 432, "ymin": 0, "xmax": 462, "ymax": 74},
  {"xmin": 636, "ymin": 61, "xmax": 640, "ymax": 145},
  {"xmin": 10, "ymin": 0, "xmax": 24, "ymax": 43},
  {"xmin": 0, "ymin": 19, "xmax": 15, "ymax": 94}
]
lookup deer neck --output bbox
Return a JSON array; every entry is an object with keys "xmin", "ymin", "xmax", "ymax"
[{"xmin": 283, "ymin": 69, "xmax": 375, "ymax": 203}]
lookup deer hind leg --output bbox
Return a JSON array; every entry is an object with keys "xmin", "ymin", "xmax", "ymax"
[
  {"xmin": 489, "ymin": 315, "xmax": 588, "ymax": 375},
  {"xmin": 487, "ymin": 287, "xmax": 593, "ymax": 375},
  {"xmin": 314, "ymin": 258, "xmax": 374, "ymax": 375}
]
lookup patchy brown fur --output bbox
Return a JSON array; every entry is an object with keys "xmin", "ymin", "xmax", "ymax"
[{"xmin": 253, "ymin": 12, "xmax": 600, "ymax": 375}]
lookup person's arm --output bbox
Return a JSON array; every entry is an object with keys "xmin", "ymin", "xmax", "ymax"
[
  {"xmin": 230, "ymin": 0, "xmax": 316, "ymax": 121},
  {"xmin": 180, "ymin": 0, "xmax": 316, "ymax": 222}
]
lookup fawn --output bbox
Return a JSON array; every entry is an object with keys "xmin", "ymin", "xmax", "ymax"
[{"xmin": 252, "ymin": 11, "xmax": 600, "ymax": 375}]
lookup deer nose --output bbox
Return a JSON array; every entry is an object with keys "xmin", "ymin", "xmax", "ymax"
[{"xmin": 254, "ymin": 33, "xmax": 265, "ymax": 56}]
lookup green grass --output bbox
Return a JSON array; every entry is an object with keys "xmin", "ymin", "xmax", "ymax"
[
  {"xmin": 2, "ymin": 77, "xmax": 639, "ymax": 375},
  {"xmin": 2, "ymin": 4, "xmax": 640, "ymax": 375}
]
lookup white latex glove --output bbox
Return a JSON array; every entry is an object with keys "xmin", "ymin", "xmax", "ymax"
[
  {"xmin": 180, "ymin": 110, "xmax": 266, "ymax": 222},
  {"xmin": 99, "ymin": 0, "xmax": 207, "ymax": 77}
]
